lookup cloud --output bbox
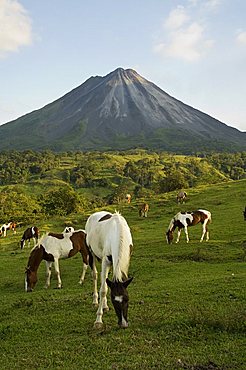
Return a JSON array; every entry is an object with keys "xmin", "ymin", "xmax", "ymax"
[
  {"xmin": 204, "ymin": 0, "xmax": 221, "ymax": 11},
  {"xmin": 0, "ymin": 0, "xmax": 33, "ymax": 58},
  {"xmin": 154, "ymin": 3, "xmax": 215, "ymax": 62},
  {"xmin": 164, "ymin": 6, "xmax": 189, "ymax": 30},
  {"xmin": 236, "ymin": 31, "xmax": 246, "ymax": 45},
  {"xmin": 155, "ymin": 22, "xmax": 214, "ymax": 62}
]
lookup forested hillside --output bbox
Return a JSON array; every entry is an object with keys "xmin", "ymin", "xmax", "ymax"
[{"xmin": 0, "ymin": 150, "xmax": 245, "ymax": 224}]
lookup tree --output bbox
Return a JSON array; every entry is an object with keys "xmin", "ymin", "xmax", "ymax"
[
  {"xmin": 41, "ymin": 187, "xmax": 81, "ymax": 216},
  {"xmin": 159, "ymin": 171, "xmax": 189, "ymax": 193}
]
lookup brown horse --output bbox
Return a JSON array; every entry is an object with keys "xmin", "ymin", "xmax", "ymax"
[
  {"xmin": 176, "ymin": 191, "xmax": 187, "ymax": 204},
  {"xmin": 138, "ymin": 203, "xmax": 149, "ymax": 217}
]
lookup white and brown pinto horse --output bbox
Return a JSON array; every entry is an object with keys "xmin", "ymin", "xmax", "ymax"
[
  {"xmin": 139, "ymin": 203, "xmax": 149, "ymax": 217},
  {"xmin": 20, "ymin": 226, "xmax": 39, "ymax": 249},
  {"xmin": 85, "ymin": 211, "xmax": 133, "ymax": 329},
  {"xmin": 0, "ymin": 222, "xmax": 17, "ymax": 237},
  {"xmin": 166, "ymin": 209, "xmax": 211, "ymax": 244},
  {"xmin": 25, "ymin": 230, "xmax": 92, "ymax": 292}
]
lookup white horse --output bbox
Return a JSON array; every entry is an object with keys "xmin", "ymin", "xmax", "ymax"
[
  {"xmin": 85, "ymin": 211, "xmax": 133, "ymax": 329},
  {"xmin": 166, "ymin": 209, "xmax": 212, "ymax": 244}
]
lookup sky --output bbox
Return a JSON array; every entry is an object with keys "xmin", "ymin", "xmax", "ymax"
[{"xmin": 0, "ymin": 0, "xmax": 246, "ymax": 132}]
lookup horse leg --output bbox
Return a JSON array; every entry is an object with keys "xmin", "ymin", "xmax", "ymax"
[
  {"xmin": 53, "ymin": 259, "xmax": 62, "ymax": 288},
  {"xmin": 92, "ymin": 258, "xmax": 98, "ymax": 306},
  {"xmin": 79, "ymin": 263, "xmax": 88, "ymax": 285},
  {"xmin": 45, "ymin": 261, "xmax": 52, "ymax": 289},
  {"xmin": 200, "ymin": 221, "xmax": 209, "ymax": 242},
  {"xmin": 184, "ymin": 226, "xmax": 189, "ymax": 243},
  {"xmin": 176, "ymin": 229, "xmax": 182, "ymax": 243},
  {"xmin": 94, "ymin": 258, "xmax": 111, "ymax": 328}
]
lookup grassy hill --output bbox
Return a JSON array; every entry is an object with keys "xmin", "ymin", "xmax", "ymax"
[{"xmin": 0, "ymin": 178, "xmax": 245, "ymax": 369}]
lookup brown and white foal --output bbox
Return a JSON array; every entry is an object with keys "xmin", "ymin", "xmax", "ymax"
[
  {"xmin": 25, "ymin": 230, "xmax": 92, "ymax": 292},
  {"xmin": 166, "ymin": 209, "xmax": 211, "ymax": 244}
]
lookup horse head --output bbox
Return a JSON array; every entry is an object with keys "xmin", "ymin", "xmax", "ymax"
[
  {"xmin": 106, "ymin": 277, "xmax": 133, "ymax": 328},
  {"xmin": 25, "ymin": 267, "xmax": 37, "ymax": 292},
  {"xmin": 166, "ymin": 229, "xmax": 174, "ymax": 244}
]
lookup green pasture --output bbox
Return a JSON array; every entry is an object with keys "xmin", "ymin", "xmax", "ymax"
[{"xmin": 0, "ymin": 180, "xmax": 245, "ymax": 369}]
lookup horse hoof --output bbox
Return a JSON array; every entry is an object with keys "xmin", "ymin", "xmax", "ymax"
[{"xmin": 94, "ymin": 322, "xmax": 104, "ymax": 330}]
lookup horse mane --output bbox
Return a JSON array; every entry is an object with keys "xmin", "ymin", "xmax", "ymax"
[
  {"xmin": 111, "ymin": 212, "xmax": 131, "ymax": 282},
  {"xmin": 167, "ymin": 215, "xmax": 176, "ymax": 232}
]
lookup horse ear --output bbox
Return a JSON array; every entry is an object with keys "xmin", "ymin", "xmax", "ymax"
[
  {"xmin": 123, "ymin": 277, "xmax": 133, "ymax": 288},
  {"xmin": 106, "ymin": 278, "xmax": 112, "ymax": 288}
]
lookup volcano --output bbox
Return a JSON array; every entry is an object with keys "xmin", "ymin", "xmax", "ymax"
[{"xmin": 0, "ymin": 67, "xmax": 245, "ymax": 152}]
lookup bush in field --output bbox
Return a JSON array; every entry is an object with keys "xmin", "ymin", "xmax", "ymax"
[
  {"xmin": 41, "ymin": 186, "xmax": 82, "ymax": 216},
  {"xmin": 158, "ymin": 170, "xmax": 189, "ymax": 192},
  {"xmin": 0, "ymin": 189, "xmax": 41, "ymax": 223}
]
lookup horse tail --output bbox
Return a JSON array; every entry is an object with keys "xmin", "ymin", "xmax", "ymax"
[{"xmin": 112, "ymin": 212, "xmax": 132, "ymax": 282}]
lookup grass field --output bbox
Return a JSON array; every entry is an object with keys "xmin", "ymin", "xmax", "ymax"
[{"xmin": 0, "ymin": 180, "xmax": 245, "ymax": 369}]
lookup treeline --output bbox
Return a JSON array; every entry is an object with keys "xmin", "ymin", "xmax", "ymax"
[{"xmin": 0, "ymin": 150, "xmax": 245, "ymax": 224}]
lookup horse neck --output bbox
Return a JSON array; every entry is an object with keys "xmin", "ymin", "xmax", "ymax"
[
  {"xmin": 111, "ymin": 214, "xmax": 131, "ymax": 282},
  {"xmin": 27, "ymin": 246, "xmax": 44, "ymax": 272},
  {"xmin": 168, "ymin": 218, "xmax": 176, "ymax": 233}
]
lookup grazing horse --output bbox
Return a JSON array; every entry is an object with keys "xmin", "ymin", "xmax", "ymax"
[
  {"xmin": 85, "ymin": 211, "xmax": 133, "ymax": 329},
  {"xmin": 25, "ymin": 230, "xmax": 92, "ymax": 292},
  {"xmin": 20, "ymin": 226, "xmax": 39, "ymax": 249},
  {"xmin": 176, "ymin": 191, "xmax": 187, "ymax": 204},
  {"xmin": 0, "ymin": 222, "xmax": 17, "ymax": 237},
  {"xmin": 166, "ymin": 209, "xmax": 211, "ymax": 244},
  {"xmin": 243, "ymin": 207, "xmax": 246, "ymax": 221},
  {"xmin": 139, "ymin": 203, "xmax": 149, "ymax": 217},
  {"xmin": 126, "ymin": 194, "xmax": 131, "ymax": 204}
]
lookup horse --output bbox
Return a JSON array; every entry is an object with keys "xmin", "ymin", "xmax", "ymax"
[
  {"xmin": 126, "ymin": 194, "xmax": 131, "ymax": 204},
  {"xmin": 85, "ymin": 211, "xmax": 133, "ymax": 329},
  {"xmin": 25, "ymin": 229, "xmax": 93, "ymax": 292},
  {"xmin": 176, "ymin": 191, "xmax": 187, "ymax": 204},
  {"xmin": 20, "ymin": 226, "xmax": 39, "ymax": 249},
  {"xmin": 139, "ymin": 203, "xmax": 149, "ymax": 217},
  {"xmin": 0, "ymin": 221, "xmax": 17, "ymax": 237},
  {"xmin": 166, "ymin": 209, "xmax": 211, "ymax": 244}
]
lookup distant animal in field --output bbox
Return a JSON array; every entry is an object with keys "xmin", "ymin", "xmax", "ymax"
[
  {"xmin": 85, "ymin": 211, "xmax": 133, "ymax": 329},
  {"xmin": 243, "ymin": 207, "xmax": 246, "ymax": 221},
  {"xmin": 176, "ymin": 191, "xmax": 187, "ymax": 204},
  {"xmin": 126, "ymin": 194, "xmax": 131, "ymax": 204},
  {"xmin": 0, "ymin": 222, "xmax": 17, "ymax": 237},
  {"xmin": 166, "ymin": 209, "xmax": 211, "ymax": 244},
  {"xmin": 20, "ymin": 226, "xmax": 39, "ymax": 249},
  {"xmin": 25, "ymin": 229, "xmax": 92, "ymax": 292},
  {"xmin": 63, "ymin": 226, "xmax": 75, "ymax": 233},
  {"xmin": 138, "ymin": 203, "xmax": 149, "ymax": 217}
]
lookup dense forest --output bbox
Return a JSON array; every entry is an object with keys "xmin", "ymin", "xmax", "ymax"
[{"xmin": 0, "ymin": 149, "xmax": 245, "ymax": 224}]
